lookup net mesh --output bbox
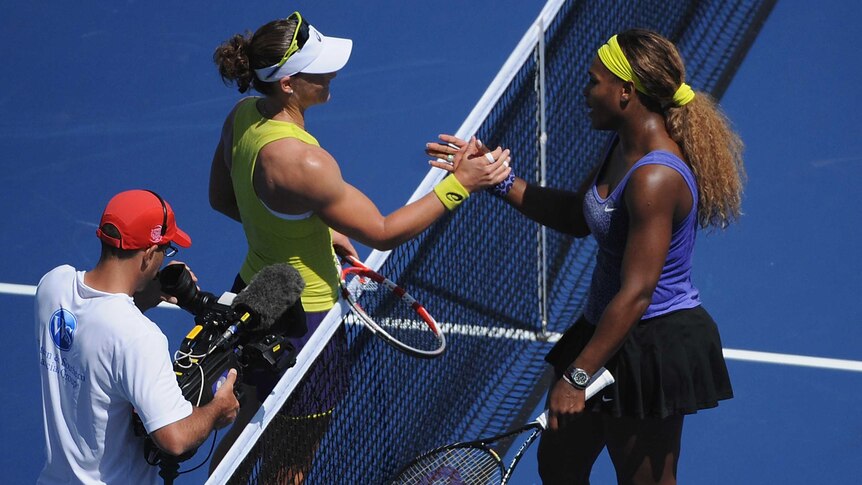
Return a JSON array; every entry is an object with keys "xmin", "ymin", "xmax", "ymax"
[{"xmin": 217, "ymin": 0, "xmax": 774, "ymax": 483}]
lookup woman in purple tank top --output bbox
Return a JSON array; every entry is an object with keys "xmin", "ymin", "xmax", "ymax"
[{"xmin": 428, "ymin": 29, "xmax": 745, "ymax": 484}]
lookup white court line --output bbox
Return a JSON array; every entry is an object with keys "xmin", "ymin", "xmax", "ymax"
[
  {"xmin": 5, "ymin": 283, "xmax": 861, "ymax": 373},
  {"xmin": 0, "ymin": 283, "xmax": 178, "ymax": 309},
  {"xmin": 721, "ymin": 348, "xmax": 862, "ymax": 372},
  {"xmin": 383, "ymin": 320, "xmax": 862, "ymax": 373},
  {"xmin": 0, "ymin": 283, "xmax": 36, "ymax": 296}
]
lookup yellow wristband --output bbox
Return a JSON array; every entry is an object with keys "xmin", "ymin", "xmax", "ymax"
[{"xmin": 433, "ymin": 175, "xmax": 470, "ymax": 211}]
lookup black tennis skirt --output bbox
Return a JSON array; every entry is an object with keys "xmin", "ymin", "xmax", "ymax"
[{"xmin": 545, "ymin": 305, "xmax": 733, "ymax": 419}]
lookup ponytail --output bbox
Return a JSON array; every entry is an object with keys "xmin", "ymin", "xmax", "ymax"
[
  {"xmin": 665, "ymin": 93, "xmax": 745, "ymax": 229},
  {"xmin": 617, "ymin": 29, "xmax": 746, "ymax": 230}
]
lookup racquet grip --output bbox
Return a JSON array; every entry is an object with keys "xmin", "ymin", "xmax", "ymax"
[{"xmin": 584, "ymin": 367, "xmax": 615, "ymax": 399}]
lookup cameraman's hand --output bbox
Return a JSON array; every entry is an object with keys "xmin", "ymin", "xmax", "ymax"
[
  {"xmin": 151, "ymin": 368, "xmax": 240, "ymax": 456},
  {"xmin": 211, "ymin": 368, "xmax": 240, "ymax": 429}
]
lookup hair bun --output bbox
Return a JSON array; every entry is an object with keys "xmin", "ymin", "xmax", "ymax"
[{"xmin": 214, "ymin": 33, "xmax": 254, "ymax": 93}]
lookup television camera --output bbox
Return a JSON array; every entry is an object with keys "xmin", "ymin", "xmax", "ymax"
[{"xmin": 137, "ymin": 263, "xmax": 307, "ymax": 481}]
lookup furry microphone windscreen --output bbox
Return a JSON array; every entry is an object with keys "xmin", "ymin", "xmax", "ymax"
[{"xmin": 231, "ymin": 263, "xmax": 305, "ymax": 331}]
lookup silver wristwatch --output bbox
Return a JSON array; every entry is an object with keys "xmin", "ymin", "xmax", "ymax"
[{"xmin": 563, "ymin": 367, "xmax": 591, "ymax": 390}]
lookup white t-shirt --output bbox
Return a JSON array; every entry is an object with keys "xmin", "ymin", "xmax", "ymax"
[{"xmin": 35, "ymin": 265, "xmax": 193, "ymax": 485}]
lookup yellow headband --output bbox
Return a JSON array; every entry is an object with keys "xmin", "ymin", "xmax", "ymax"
[
  {"xmin": 597, "ymin": 35, "xmax": 646, "ymax": 94},
  {"xmin": 597, "ymin": 34, "xmax": 695, "ymax": 107}
]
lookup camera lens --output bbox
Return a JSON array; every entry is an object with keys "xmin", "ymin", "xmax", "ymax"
[
  {"xmin": 158, "ymin": 265, "xmax": 196, "ymax": 305},
  {"xmin": 158, "ymin": 265, "xmax": 217, "ymax": 315}
]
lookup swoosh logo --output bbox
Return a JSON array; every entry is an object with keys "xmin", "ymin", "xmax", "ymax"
[
  {"xmin": 603, "ymin": 205, "xmax": 616, "ymax": 213},
  {"xmin": 601, "ymin": 396, "xmax": 614, "ymax": 402}
]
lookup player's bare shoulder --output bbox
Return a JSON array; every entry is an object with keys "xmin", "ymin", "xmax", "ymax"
[
  {"xmin": 260, "ymin": 138, "xmax": 339, "ymax": 176},
  {"xmin": 255, "ymin": 138, "xmax": 343, "ymax": 203}
]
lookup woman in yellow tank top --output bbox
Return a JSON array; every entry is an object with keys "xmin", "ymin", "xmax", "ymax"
[{"xmin": 207, "ymin": 12, "xmax": 512, "ymax": 482}]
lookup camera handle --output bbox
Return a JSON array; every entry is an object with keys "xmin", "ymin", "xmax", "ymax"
[{"xmin": 158, "ymin": 457, "xmax": 180, "ymax": 485}]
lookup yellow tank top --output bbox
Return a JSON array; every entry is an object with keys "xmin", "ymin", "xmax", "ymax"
[{"xmin": 231, "ymin": 98, "xmax": 339, "ymax": 312}]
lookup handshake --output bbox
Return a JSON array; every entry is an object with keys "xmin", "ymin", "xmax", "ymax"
[{"xmin": 426, "ymin": 134, "xmax": 516, "ymax": 198}]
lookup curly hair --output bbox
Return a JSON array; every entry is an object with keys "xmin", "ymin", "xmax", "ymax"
[
  {"xmin": 213, "ymin": 16, "xmax": 300, "ymax": 96},
  {"xmin": 618, "ymin": 29, "xmax": 746, "ymax": 229}
]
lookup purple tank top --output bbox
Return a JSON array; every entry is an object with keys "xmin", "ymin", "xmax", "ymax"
[{"xmin": 582, "ymin": 150, "xmax": 701, "ymax": 324}]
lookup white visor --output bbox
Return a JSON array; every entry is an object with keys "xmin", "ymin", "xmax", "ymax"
[{"xmin": 254, "ymin": 24, "xmax": 353, "ymax": 82}]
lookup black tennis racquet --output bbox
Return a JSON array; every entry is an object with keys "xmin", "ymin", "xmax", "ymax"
[
  {"xmin": 339, "ymin": 253, "xmax": 446, "ymax": 358},
  {"xmin": 389, "ymin": 367, "xmax": 615, "ymax": 484}
]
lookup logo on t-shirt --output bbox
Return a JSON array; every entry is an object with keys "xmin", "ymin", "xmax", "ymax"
[{"xmin": 50, "ymin": 308, "xmax": 77, "ymax": 351}]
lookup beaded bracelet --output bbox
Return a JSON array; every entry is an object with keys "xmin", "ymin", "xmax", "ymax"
[{"xmin": 488, "ymin": 170, "xmax": 515, "ymax": 198}]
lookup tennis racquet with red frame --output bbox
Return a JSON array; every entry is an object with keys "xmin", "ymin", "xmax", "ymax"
[
  {"xmin": 339, "ymin": 253, "xmax": 446, "ymax": 359},
  {"xmin": 388, "ymin": 368, "xmax": 615, "ymax": 484}
]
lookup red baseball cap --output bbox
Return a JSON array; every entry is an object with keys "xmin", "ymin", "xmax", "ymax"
[{"xmin": 96, "ymin": 189, "xmax": 192, "ymax": 250}]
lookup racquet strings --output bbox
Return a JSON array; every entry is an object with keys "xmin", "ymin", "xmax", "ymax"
[
  {"xmin": 392, "ymin": 446, "xmax": 503, "ymax": 484},
  {"xmin": 345, "ymin": 271, "xmax": 441, "ymax": 353}
]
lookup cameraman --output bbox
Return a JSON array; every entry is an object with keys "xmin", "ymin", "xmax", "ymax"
[{"xmin": 35, "ymin": 189, "xmax": 240, "ymax": 484}]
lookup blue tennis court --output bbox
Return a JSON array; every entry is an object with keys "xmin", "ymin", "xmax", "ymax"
[{"xmin": 2, "ymin": 1, "xmax": 860, "ymax": 483}]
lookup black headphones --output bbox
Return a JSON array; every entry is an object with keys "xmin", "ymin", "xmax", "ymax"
[{"xmin": 145, "ymin": 190, "xmax": 168, "ymax": 237}]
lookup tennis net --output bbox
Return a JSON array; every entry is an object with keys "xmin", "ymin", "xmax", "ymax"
[{"xmin": 208, "ymin": 0, "xmax": 775, "ymax": 483}]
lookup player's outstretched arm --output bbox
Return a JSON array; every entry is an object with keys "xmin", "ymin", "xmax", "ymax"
[
  {"xmin": 426, "ymin": 133, "xmax": 597, "ymax": 237},
  {"xmin": 265, "ymin": 140, "xmax": 510, "ymax": 250}
]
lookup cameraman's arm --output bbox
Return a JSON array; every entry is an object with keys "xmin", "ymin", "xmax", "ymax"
[{"xmin": 149, "ymin": 369, "xmax": 240, "ymax": 456}]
